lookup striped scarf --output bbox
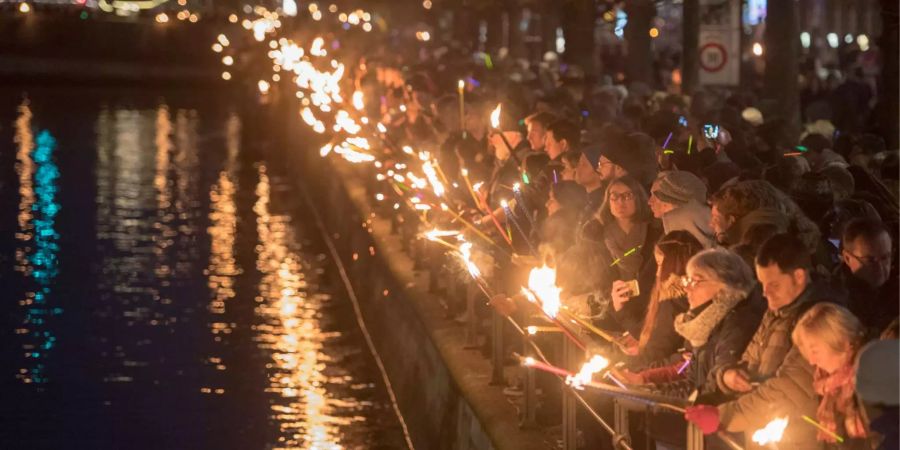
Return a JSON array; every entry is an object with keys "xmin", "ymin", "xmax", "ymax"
[{"xmin": 813, "ymin": 363, "xmax": 868, "ymax": 442}]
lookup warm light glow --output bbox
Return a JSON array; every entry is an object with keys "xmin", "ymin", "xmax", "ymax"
[
  {"xmin": 490, "ymin": 103, "xmax": 502, "ymax": 129},
  {"xmin": 752, "ymin": 417, "xmax": 789, "ymax": 446},
  {"xmin": 258, "ymin": 80, "xmax": 271, "ymax": 94},
  {"xmin": 222, "ymin": 56, "xmax": 234, "ymax": 66},
  {"xmin": 566, "ymin": 355, "xmax": 610, "ymax": 390},
  {"xmin": 421, "ymin": 160, "xmax": 445, "ymax": 197},
  {"xmin": 457, "ymin": 79, "xmax": 465, "ymax": 92},
  {"xmin": 424, "ymin": 229, "xmax": 460, "ymax": 240},
  {"xmin": 525, "ymin": 265, "xmax": 561, "ymax": 318},
  {"xmin": 352, "ymin": 91, "xmax": 364, "ymax": 111},
  {"xmin": 221, "ymin": 71, "xmax": 232, "ymax": 80},
  {"xmin": 649, "ymin": 27, "xmax": 659, "ymax": 38},
  {"xmin": 458, "ymin": 241, "xmax": 481, "ymax": 278},
  {"xmin": 19, "ymin": 2, "xmax": 30, "ymax": 13},
  {"xmin": 857, "ymin": 34, "xmax": 870, "ymax": 51},
  {"xmin": 155, "ymin": 12, "xmax": 169, "ymax": 23},
  {"xmin": 752, "ymin": 42, "xmax": 764, "ymax": 56}
]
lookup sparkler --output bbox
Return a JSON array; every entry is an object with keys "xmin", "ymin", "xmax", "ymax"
[
  {"xmin": 566, "ymin": 355, "xmax": 610, "ymax": 390},
  {"xmin": 457, "ymin": 80, "xmax": 466, "ymax": 138},
  {"xmin": 489, "ymin": 103, "xmax": 520, "ymax": 165},
  {"xmin": 522, "ymin": 266, "xmax": 586, "ymax": 350},
  {"xmin": 752, "ymin": 417, "xmax": 788, "ymax": 447},
  {"xmin": 439, "ymin": 203, "xmax": 497, "ymax": 248},
  {"xmin": 460, "ymin": 168, "xmax": 482, "ymax": 210},
  {"xmin": 512, "ymin": 183, "xmax": 534, "ymax": 227},
  {"xmin": 472, "ymin": 184, "xmax": 513, "ymax": 247},
  {"xmin": 501, "ymin": 200, "xmax": 536, "ymax": 255}
]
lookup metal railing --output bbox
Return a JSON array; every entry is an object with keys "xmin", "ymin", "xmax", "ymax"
[{"xmin": 386, "ymin": 210, "xmax": 746, "ymax": 450}]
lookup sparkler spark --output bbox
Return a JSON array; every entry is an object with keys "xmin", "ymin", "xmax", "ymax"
[
  {"xmin": 752, "ymin": 417, "xmax": 789, "ymax": 446},
  {"xmin": 566, "ymin": 355, "xmax": 610, "ymax": 390}
]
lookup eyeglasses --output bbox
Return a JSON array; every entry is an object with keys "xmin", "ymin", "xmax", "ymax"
[
  {"xmin": 844, "ymin": 251, "xmax": 892, "ymax": 266},
  {"xmin": 609, "ymin": 191, "xmax": 634, "ymax": 202},
  {"xmin": 680, "ymin": 275, "xmax": 710, "ymax": 289}
]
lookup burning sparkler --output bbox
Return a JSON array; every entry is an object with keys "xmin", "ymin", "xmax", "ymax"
[
  {"xmin": 752, "ymin": 417, "xmax": 788, "ymax": 447},
  {"xmin": 566, "ymin": 355, "xmax": 610, "ymax": 390}
]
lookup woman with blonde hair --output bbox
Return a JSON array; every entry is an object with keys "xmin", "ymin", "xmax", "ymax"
[{"xmin": 793, "ymin": 303, "xmax": 871, "ymax": 447}]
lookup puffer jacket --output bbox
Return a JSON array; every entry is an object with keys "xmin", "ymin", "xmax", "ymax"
[
  {"xmin": 715, "ymin": 279, "xmax": 843, "ymax": 395},
  {"xmin": 718, "ymin": 348, "xmax": 823, "ymax": 450}
]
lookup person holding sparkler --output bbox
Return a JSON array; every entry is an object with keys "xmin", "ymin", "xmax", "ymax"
[{"xmin": 686, "ymin": 234, "xmax": 845, "ymax": 449}]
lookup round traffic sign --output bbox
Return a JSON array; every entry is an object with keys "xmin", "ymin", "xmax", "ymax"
[{"xmin": 699, "ymin": 42, "xmax": 728, "ymax": 72}]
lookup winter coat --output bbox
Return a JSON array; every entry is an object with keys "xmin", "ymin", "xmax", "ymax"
[
  {"xmin": 717, "ymin": 348, "xmax": 823, "ymax": 450},
  {"xmin": 642, "ymin": 286, "xmax": 766, "ymax": 401},
  {"xmin": 581, "ymin": 219, "xmax": 663, "ymax": 337},
  {"xmin": 715, "ymin": 280, "xmax": 843, "ymax": 395},
  {"xmin": 832, "ymin": 264, "xmax": 899, "ymax": 338},
  {"xmin": 661, "ymin": 200, "xmax": 716, "ymax": 248},
  {"xmin": 624, "ymin": 274, "xmax": 690, "ymax": 370},
  {"xmin": 721, "ymin": 207, "xmax": 790, "ymax": 248}
]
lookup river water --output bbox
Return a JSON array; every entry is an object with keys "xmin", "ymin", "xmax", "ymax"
[{"xmin": 0, "ymin": 88, "xmax": 406, "ymax": 449}]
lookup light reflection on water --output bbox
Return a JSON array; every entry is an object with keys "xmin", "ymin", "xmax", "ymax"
[
  {"xmin": 253, "ymin": 164, "xmax": 369, "ymax": 449},
  {"xmin": 14, "ymin": 100, "xmax": 62, "ymax": 384},
  {"xmin": 3, "ymin": 96, "xmax": 402, "ymax": 449}
]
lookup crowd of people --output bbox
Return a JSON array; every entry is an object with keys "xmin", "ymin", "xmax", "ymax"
[{"xmin": 342, "ymin": 44, "xmax": 899, "ymax": 449}]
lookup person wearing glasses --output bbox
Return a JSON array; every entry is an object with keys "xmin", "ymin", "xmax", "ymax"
[
  {"xmin": 613, "ymin": 248, "xmax": 765, "ymax": 402},
  {"xmin": 834, "ymin": 218, "xmax": 898, "ymax": 336},
  {"xmin": 685, "ymin": 234, "xmax": 843, "ymax": 449},
  {"xmin": 581, "ymin": 175, "xmax": 662, "ymax": 339}
]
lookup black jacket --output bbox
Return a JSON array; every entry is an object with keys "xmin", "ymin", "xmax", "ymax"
[{"xmin": 832, "ymin": 264, "xmax": 899, "ymax": 337}]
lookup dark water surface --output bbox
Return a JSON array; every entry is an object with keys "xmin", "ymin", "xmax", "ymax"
[{"xmin": 0, "ymin": 88, "xmax": 405, "ymax": 449}]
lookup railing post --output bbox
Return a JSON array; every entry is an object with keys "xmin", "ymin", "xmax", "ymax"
[
  {"xmin": 489, "ymin": 309, "xmax": 505, "ymax": 385},
  {"xmin": 613, "ymin": 399, "xmax": 631, "ymax": 449},
  {"xmin": 687, "ymin": 423, "xmax": 705, "ymax": 450},
  {"xmin": 463, "ymin": 283, "xmax": 480, "ymax": 349},
  {"xmin": 520, "ymin": 330, "xmax": 538, "ymax": 429},
  {"xmin": 562, "ymin": 336, "xmax": 578, "ymax": 450}
]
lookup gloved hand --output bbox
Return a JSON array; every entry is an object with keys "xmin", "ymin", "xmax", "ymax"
[{"xmin": 684, "ymin": 405, "xmax": 720, "ymax": 435}]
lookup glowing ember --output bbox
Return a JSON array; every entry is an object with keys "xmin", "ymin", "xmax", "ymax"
[
  {"xmin": 752, "ymin": 417, "xmax": 789, "ymax": 446},
  {"xmin": 421, "ymin": 161, "xmax": 445, "ymax": 197},
  {"xmin": 352, "ymin": 91, "xmax": 365, "ymax": 111},
  {"xmin": 490, "ymin": 103, "xmax": 502, "ymax": 129},
  {"xmin": 566, "ymin": 355, "xmax": 610, "ymax": 390}
]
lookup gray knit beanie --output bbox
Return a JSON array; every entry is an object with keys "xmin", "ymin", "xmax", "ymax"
[{"xmin": 653, "ymin": 171, "xmax": 708, "ymax": 205}]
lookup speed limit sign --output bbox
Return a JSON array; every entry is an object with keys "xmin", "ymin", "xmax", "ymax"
[
  {"xmin": 699, "ymin": 42, "xmax": 728, "ymax": 72},
  {"xmin": 698, "ymin": 0, "xmax": 740, "ymax": 86}
]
